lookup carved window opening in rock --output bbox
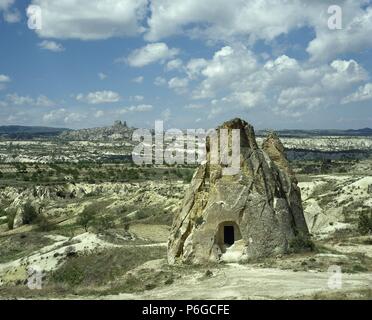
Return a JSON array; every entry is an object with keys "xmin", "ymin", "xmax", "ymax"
[{"xmin": 216, "ymin": 221, "xmax": 242, "ymax": 253}]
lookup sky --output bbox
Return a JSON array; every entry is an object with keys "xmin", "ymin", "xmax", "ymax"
[{"xmin": 0, "ymin": 0, "xmax": 372, "ymax": 130}]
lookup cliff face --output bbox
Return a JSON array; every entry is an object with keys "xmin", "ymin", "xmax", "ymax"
[{"xmin": 168, "ymin": 118, "xmax": 310, "ymax": 264}]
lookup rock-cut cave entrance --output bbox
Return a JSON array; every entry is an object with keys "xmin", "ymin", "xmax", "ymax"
[
  {"xmin": 216, "ymin": 221, "xmax": 242, "ymax": 252},
  {"xmin": 224, "ymin": 226, "xmax": 235, "ymax": 245}
]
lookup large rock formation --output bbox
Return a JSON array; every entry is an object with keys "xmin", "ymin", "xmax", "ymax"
[
  {"xmin": 59, "ymin": 120, "xmax": 135, "ymax": 141},
  {"xmin": 168, "ymin": 118, "xmax": 310, "ymax": 264}
]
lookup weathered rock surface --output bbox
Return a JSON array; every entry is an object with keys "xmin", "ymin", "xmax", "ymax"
[
  {"xmin": 59, "ymin": 120, "xmax": 135, "ymax": 141},
  {"xmin": 168, "ymin": 118, "xmax": 310, "ymax": 264}
]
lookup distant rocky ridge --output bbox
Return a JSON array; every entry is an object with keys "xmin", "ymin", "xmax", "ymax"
[
  {"xmin": 256, "ymin": 128, "xmax": 372, "ymax": 137},
  {"xmin": 58, "ymin": 120, "xmax": 136, "ymax": 141},
  {"xmin": 0, "ymin": 122, "xmax": 371, "ymax": 161},
  {"xmin": 0, "ymin": 125, "xmax": 68, "ymax": 140}
]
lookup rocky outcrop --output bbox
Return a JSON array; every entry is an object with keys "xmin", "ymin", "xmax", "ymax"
[
  {"xmin": 1, "ymin": 181, "xmax": 186, "ymax": 229},
  {"xmin": 59, "ymin": 120, "xmax": 135, "ymax": 141},
  {"xmin": 168, "ymin": 118, "xmax": 310, "ymax": 265}
]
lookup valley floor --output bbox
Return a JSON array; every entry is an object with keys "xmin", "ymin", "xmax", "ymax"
[
  {"xmin": 0, "ymin": 166, "xmax": 371, "ymax": 300},
  {"xmin": 103, "ymin": 263, "xmax": 372, "ymax": 300}
]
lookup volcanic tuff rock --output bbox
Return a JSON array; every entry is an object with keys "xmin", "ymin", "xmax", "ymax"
[
  {"xmin": 168, "ymin": 118, "xmax": 310, "ymax": 264},
  {"xmin": 59, "ymin": 120, "xmax": 135, "ymax": 141}
]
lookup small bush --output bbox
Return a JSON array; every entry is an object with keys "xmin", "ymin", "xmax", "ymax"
[
  {"xmin": 22, "ymin": 202, "xmax": 38, "ymax": 225},
  {"xmin": 289, "ymin": 233, "xmax": 315, "ymax": 252},
  {"xmin": 76, "ymin": 205, "xmax": 97, "ymax": 232},
  {"xmin": 183, "ymin": 170, "xmax": 194, "ymax": 183},
  {"xmin": 0, "ymin": 208, "xmax": 6, "ymax": 217},
  {"xmin": 362, "ymin": 238, "xmax": 372, "ymax": 245},
  {"xmin": 35, "ymin": 215, "xmax": 54, "ymax": 232},
  {"xmin": 195, "ymin": 216, "xmax": 204, "ymax": 227},
  {"xmin": 352, "ymin": 264, "xmax": 368, "ymax": 273},
  {"xmin": 135, "ymin": 210, "xmax": 148, "ymax": 220},
  {"xmin": 6, "ymin": 210, "xmax": 16, "ymax": 230},
  {"xmin": 92, "ymin": 216, "xmax": 115, "ymax": 233}
]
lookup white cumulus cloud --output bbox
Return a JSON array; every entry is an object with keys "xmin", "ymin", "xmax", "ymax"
[
  {"xmin": 28, "ymin": 0, "xmax": 147, "ymax": 40},
  {"xmin": 132, "ymin": 76, "xmax": 144, "ymax": 83},
  {"xmin": 0, "ymin": 74, "xmax": 11, "ymax": 89},
  {"xmin": 154, "ymin": 76, "xmax": 167, "ymax": 86},
  {"xmin": 6, "ymin": 93, "xmax": 55, "ymax": 107},
  {"xmin": 43, "ymin": 108, "xmax": 86, "ymax": 125},
  {"xmin": 76, "ymin": 91, "xmax": 121, "ymax": 104},
  {"xmin": 168, "ymin": 77, "xmax": 189, "ymax": 93},
  {"xmin": 98, "ymin": 73, "xmax": 108, "ymax": 80},
  {"xmin": 177, "ymin": 44, "xmax": 371, "ymax": 118},
  {"xmin": 125, "ymin": 43, "xmax": 179, "ymax": 67},
  {"xmin": 0, "ymin": 0, "xmax": 13, "ymax": 10},
  {"xmin": 120, "ymin": 104, "xmax": 153, "ymax": 113},
  {"xmin": 3, "ymin": 8, "xmax": 20, "ymax": 23},
  {"xmin": 342, "ymin": 83, "xmax": 372, "ymax": 104},
  {"xmin": 38, "ymin": 40, "xmax": 65, "ymax": 52},
  {"xmin": 146, "ymin": 0, "xmax": 372, "ymax": 62},
  {"xmin": 166, "ymin": 59, "xmax": 183, "ymax": 71}
]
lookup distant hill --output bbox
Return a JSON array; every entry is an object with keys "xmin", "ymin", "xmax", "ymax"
[
  {"xmin": 345, "ymin": 128, "xmax": 372, "ymax": 135},
  {"xmin": 58, "ymin": 120, "xmax": 136, "ymax": 141},
  {"xmin": 0, "ymin": 123, "xmax": 371, "ymax": 140},
  {"xmin": 0, "ymin": 125, "xmax": 69, "ymax": 139},
  {"xmin": 256, "ymin": 128, "xmax": 372, "ymax": 137}
]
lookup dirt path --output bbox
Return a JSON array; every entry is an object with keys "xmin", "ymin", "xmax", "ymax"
[{"xmin": 103, "ymin": 263, "xmax": 372, "ymax": 300}]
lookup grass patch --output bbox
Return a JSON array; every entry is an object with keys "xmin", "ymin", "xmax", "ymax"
[
  {"xmin": 50, "ymin": 246, "xmax": 167, "ymax": 288},
  {"xmin": 0, "ymin": 232, "xmax": 53, "ymax": 264},
  {"xmin": 307, "ymin": 289, "xmax": 372, "ymax": 300}
]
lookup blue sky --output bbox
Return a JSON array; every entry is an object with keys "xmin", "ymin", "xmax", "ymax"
[{"xmin": 0, "ymin": 0, "xmax": 371, "ymax": 130}]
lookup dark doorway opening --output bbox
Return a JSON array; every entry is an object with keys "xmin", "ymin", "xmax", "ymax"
[{"xmin": 224, "ymin": 226, "xmax": 235, "ymax": 246}]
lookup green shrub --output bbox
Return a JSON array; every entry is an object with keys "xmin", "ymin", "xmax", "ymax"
[
  {"xmin": 6, "ymin": 210, "xmax": 16, "ymax": 230},
  {"xmin": 92, "ymin": 216, "xmax": 115, "ymax": 233},
  {"xmin": 195, "ymin": 216, "xmax": 204, "ymax": 226},
  {"xmin": 183, "ymin": 169, "xmax": 194, "ymax": 183},
  {"xmin": 35, "ymin": 215, "xmax": 54, "ymax": 232},
  {"xmin": 352, "ymin": 264, "xmax": 368, "ymax": 273},
  {"xmin": 135, "ymin": 210, "xmax": 148, "ymax": 220},
  {"xmin": 77, "ymin": 205, "xmax": 97, "ymax": 232},
  {"xmin": 289, "ymin": 233, "xmax": 315, "ymax": 252},
  {"xmin": 22, "ymin": 202, "xmax": 38, "ymax": 225}
]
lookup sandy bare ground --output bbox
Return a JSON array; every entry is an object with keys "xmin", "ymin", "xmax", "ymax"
[{"xmin": 102, "ymin": 263, "xmax": 372, "ymax": 300}]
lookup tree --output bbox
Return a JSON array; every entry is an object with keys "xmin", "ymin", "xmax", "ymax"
[
  {"xmin": 77, "ymin": 205, "xmax": 96, "ymax": 232},
  {"xmin": 22, "ymin": 202, "xmax": 38, "ymax": 224},
  {"xmin": 35, "ymin": 215, "xmax": 54, "ymax": 232},
  {"xmin": 92, "ymin": 216, "xmax": 114, "ymax": 233},
  {"xmin": 6, "ymin": 210, "xmax": 16, "ymax": 230}
]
